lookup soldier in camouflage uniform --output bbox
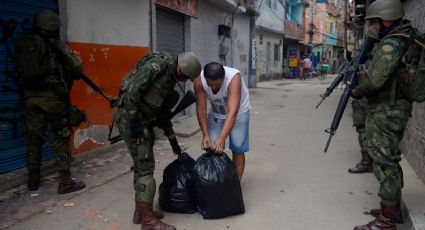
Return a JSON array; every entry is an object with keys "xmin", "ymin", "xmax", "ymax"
[
  {"xmin": 114, "ymin": 52, "xmax": 201, "ymax": 230},
  {"xmin": 348, "ymin": 98, "xmax": 373, "ymax": 173},
  {"xmin": 351, "ymin": 0, "xmax": 418, "ymax": 229},
  {"xmin": 21, "ymin": 10, "xmax": 86, "ymax": 194}
]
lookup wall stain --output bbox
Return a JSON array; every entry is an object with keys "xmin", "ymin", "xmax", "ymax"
[{"xmin": 73, "ymin": 125, "xmax": 116, "ymax": 148}]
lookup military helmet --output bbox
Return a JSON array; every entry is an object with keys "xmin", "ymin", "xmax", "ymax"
[
  {"xmin": 365, "ymin": 0, "xmax": 404, "ymax": 21},
  {"xmin": 34, "ymin": 10, "xmax": 60, "ymax": 31},
  {"xmin": 177, "ymin": 52, "xmax": 201, "ymax": 80}
]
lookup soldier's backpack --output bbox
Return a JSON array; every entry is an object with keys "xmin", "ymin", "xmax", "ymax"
[
  {"xmin": 385, "ymin": 31, "xmax": 425, "ymax": 102},
  {"xmin": 14, "ymin": 33, "xmax": 50, "ymax": 82}
]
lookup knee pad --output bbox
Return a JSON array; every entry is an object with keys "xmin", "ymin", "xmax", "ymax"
[
  {"xmin": 134, "ymin": 175, "xmax": 156, "ymax": 203},
  {"xmin": 374, "ymin": 164, "xmax": 402, "ymax": 201}
]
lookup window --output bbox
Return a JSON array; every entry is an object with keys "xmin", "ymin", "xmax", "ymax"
[
  {"xmin": 286, "ymin": 4, "xmax": 291, "ymax": 20},
  {"xmin": 267, "ymin": 0, "xmax": 271, "ymax": 8},
  {"xmin": 283, "ymin": 44, "xmax": 288, "ymax": 59},
  {"xmin": 259, "ymin": 34, "xmax": 263, "ymax": 45},
  {"xmin": 329, "ymin": 21, "xmax": 335, "ymax": 33},
  {"xmin": 274, "ymin": 44, "xmax": 280, "ymax": 61}
]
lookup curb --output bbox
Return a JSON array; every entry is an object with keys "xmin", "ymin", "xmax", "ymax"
[
  {"xmin": 0, "ymin": 116, "xmax": 200, "ymax": 193},
  {"xmin": 0, "ymin": 142, "xmax": 126, "ymax": 193}
]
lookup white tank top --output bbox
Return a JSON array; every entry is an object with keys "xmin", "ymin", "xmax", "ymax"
[{"xmin": 200, "ymin": 66, "xmax": 250, "ymax": 119}]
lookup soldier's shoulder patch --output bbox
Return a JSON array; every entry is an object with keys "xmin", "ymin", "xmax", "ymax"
[
  {"xmin": 382, "ymin": 38, "xmax": 400, "ymax": 47},
  {"xmin": 381, "ymin": 44, "xmax": 394, "ymax": 54},
  {"xmin": 150, "ymin": 63, "xmax": 160, "ymax": 72}
]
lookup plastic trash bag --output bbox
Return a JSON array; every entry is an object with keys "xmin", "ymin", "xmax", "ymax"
[
  {"xmin": 159, "ymin": 152, "xmax": 197, "ymax": 214},
  {"xmin": 194, "ymin": 149, "xmax": 245, "ymax": 219}
]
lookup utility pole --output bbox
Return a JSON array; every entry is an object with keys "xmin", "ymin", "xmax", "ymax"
[
  {"xmin": 343, "ymin": 0, "xmax": 348, "ymax": 60},
  {"xmin": 308, "ymin": 0, "xmax": 315, "ymax": 54},
  {"xmin": 247, "ymin": 0, "xmax": 258, "ymax": 88}
]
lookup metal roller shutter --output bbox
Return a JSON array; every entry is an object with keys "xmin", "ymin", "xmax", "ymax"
[
  {"xmin": 0, "ymin": 0, "xmax": 58, "ymax": 173},
  {"xmin": 156, "ymin": 6, "xmax": 188, "ymax": 117},
  {"xmin": 156, "ymin": 6, "xmax": 185, "ymax": 58}
]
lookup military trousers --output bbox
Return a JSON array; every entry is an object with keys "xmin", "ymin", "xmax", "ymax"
[
  {"xmin": 365, "ymin": 104, "xmax": 410, "ymax": 202},
  {"xmin": 24, "ymin": 96, "xmax": 72, "ymax": 172},
  {"xmin": 352, "ymin": 98, "xmax": 368, "ymax": 153},
  {"xmin": 115, "ymin": 108, "xmax": 157, "ymax": 204}
]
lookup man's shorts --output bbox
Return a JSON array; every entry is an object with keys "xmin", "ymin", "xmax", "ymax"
[{"xmin": 207, "ymin": 111, "xmax": 250, "ymax": 153}]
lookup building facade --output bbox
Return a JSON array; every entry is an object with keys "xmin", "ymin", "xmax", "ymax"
[
  {"xmin": 304, "ymin": 0, "xmax": 345, "ymax": 74},
  {"xmin": 283, "ymin": 0, "xmax": 307, "ymax": 78},
  {"xmin": 255, "ymin": 0, "xmax": 286, "ymax": 81}
]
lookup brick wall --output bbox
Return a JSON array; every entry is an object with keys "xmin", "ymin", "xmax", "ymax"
[
  {"xmin": 304, "ymin": 3, "xmax": 343, "ymax": 45},
  {"xmin": 400, "ymin": 0, "xmax": 425, "ymax": 183}
]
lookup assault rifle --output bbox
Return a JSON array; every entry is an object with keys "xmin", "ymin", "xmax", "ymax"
[
  {"xmin": 81, "ymin": 74, "xmax": 111, "ymax": 102},
  {"xmin": 108, "ymin": 90, "xmax": 197, "ymax": 144},
  {"xmin": 315, "ymin": 60, "xmax": 352, "ymax": 109},
  {"xmin": 323, "ymin": 31, "xmax": 379, "ymax": 152}
]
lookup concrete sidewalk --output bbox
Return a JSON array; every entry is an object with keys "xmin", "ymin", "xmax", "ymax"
[{"xmin": 1, "ymin": 78, "xmax": 424, "ymax": 230}]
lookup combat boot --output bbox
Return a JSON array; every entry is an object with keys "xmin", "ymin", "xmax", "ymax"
[
  {"xmin": 369, "ymin": 201, "xmax": 404, "ymax": 224},
  {"xmin": 348, "ymin": 151, "xmax": 373, "ymax": 174},
  {"xmin": 58, "ymin": 169, "xmax": 86, "ymax": 194},
  {"xmin": 354, "ymin": 202, "xmax": 396, "ymax": 230},
  {"xmin": 27, "ymin": 169, "xmax": 40, "ymax": 191},
  {"xmin": 133, "ymin": 201, "xmax": 163, "ymax": 224},
  {"xmin": 141, "ymin": 203, "xmax": 176, "ymax": 230}
]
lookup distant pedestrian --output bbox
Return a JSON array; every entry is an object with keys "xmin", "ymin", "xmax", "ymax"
[
  {"xmin": 194, "ymin": 62, "xmax": 250, "ymax": 181},
  {"xmin": 302, "ymin": 56, "xmax": 312, "ymax": 80}
]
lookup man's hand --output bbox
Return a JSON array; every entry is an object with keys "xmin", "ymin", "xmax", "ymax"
[
  {"xmin": 129, "ymin": 118, "xmax": 144, "ymax": 144},
  {"xmin": 213, "ymin": 137, "xmax": 225, "ymax": 154},
  {"xmin": 201, "ymin": 136, "xmax": 212, "ymax": 150},
  {"xmin": 351, "ymin": 89, "xmax": 362, "ymax": 99},
  {"xmin": 357, "ymin": 71, "xmax": 366, "ymax": 81},
  {"xmin": 168, "ymin": 135, "xmax": 181, "ymax": 155}
]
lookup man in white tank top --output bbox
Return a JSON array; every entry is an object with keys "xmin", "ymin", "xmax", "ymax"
[{"xmin": 194, "ymin": 62, "xmax": 250, "ymax": 181}]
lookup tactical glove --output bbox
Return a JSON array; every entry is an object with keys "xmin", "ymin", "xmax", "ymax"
[
  {"xmin": 129, "ymin": 118, "xmax": 144, "ymax": 142},
  {"xmin": 168, "ymin": 135, "xmax": 181, "ymax": 155}
]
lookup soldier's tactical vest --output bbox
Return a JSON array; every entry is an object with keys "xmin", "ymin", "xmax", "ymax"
[
  {"xmin": 139, "ymin": 68, "xmax": 176, "ymax": 121},
  {"xmin": 120, "ymin": 53, "xmax": 176, "ymax": 121}
]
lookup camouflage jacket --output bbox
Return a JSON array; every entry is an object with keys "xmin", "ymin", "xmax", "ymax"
[
  {"xmin": 355, "ymin": 22, "xmax": 413, "ymax": 110},
  {"xmin": 119, "ymin": 52, "xmax": 177, "ymax": 135},
  {"xmin": 24, "ymin": 38, "xmax": 83, "ymax": 98}
]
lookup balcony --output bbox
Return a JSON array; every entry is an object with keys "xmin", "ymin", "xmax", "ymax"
[
  {"xmin": 284, "ymin": 20, "xmax": 305, "ymax": 41},
  {"xmin": 326, "ymin": 3, "xmax": 342, "ymax": 17}
]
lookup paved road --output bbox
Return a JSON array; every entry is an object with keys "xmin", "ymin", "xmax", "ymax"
[{"xmin": 8, "ymin": 77, "xmax": 422, "ymax": 230}]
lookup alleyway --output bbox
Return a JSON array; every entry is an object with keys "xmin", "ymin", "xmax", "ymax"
[{"xmin": 2, "ymin": 77, "xmax": 424, "ymax": 230}]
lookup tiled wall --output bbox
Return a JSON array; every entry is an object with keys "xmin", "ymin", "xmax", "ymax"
[{"xmin": 400, "ymin": 0, "xmax": 425, "ymax": 183}]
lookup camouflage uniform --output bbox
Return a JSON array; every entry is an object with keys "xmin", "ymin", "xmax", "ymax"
[
  {"xmin": 354, "ymin": 23, "xmax": 414, "ymax": 202},
  {"xmin": 24, "ymin": 38, "xmax": 83, "ymax": 173},
  {"xmin": 352, "ymin": 98, "xmax": 368, "ymax": 153},
  {"xmin": 114, "ymin": 52, "xmax": 177, "ymax": 204}
]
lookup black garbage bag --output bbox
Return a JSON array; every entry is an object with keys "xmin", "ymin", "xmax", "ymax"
[
  {"xmin": 194, "ymin": 149, "xmax": 245, "ymax": 219},
  {"xmin": 159, "ymin": 152, "xmax": 197, "ymax": 214}
]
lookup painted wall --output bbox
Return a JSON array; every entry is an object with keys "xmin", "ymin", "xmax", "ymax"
[
  {"xmin": 256, "ymin": 30, "xmax": 284, "ymax": 81},
  {"xmin": 256, "ymin": 0, "xmax": 285, "ymax": 34},
  {"xmin": 256, "ymin": 0, "xmax": 285, "ymax": 81},
  {"xmin": 400, "ymin": 0, "xmax": 425, "ymax": 183},
  {"xmin": 63, "ymin": 0, "xmax": 151, "ymax": 154},
  {"xmin": 188, "ymin": 1, "xmax": 250, "ymax": 85}
]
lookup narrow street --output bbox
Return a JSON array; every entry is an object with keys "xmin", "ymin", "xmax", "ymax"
[{"xmin": 4, "ymin": 77, "xmax": 425, "ymax": 230}]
